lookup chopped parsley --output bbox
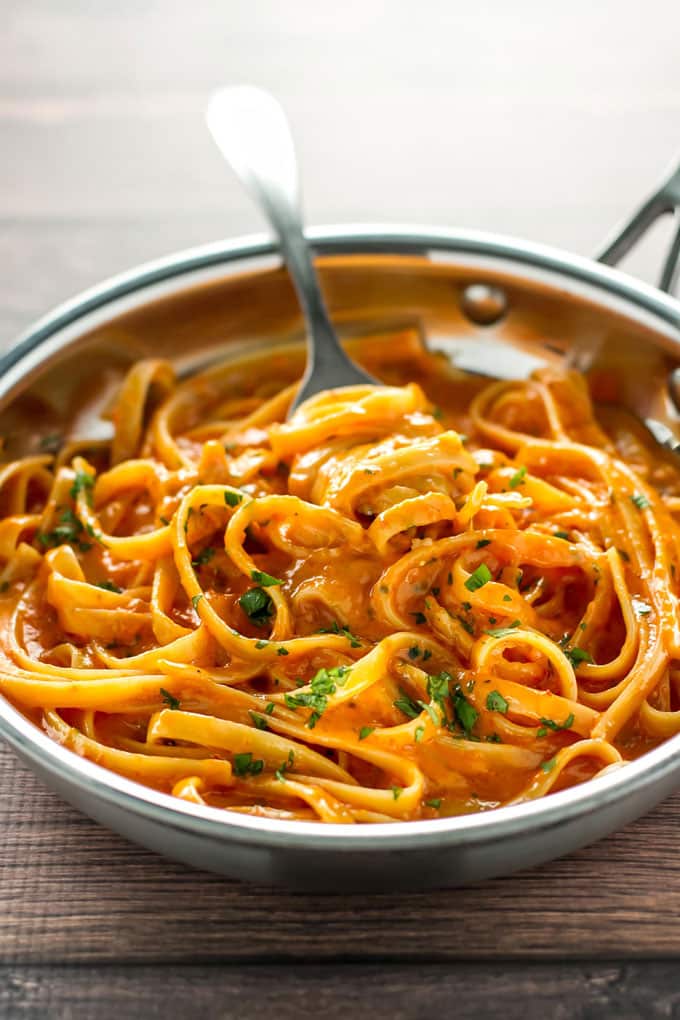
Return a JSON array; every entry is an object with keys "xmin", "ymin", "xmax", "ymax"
[
  {"xmin": 250, "ymin": 569, "xmax": 283, "ymax": 587},
  {"xmin": 536, "ymin": 713, "xmax": 574, "ymax": 737},
  {"xmin": 408, "ymin": 645, "xmax": 421, "ymax": 660},
  {"xmin": 191, "ymin": 593, "xmax": 203, "ymax": 610},
  {"xmin": 427, "ymin": 671, "xmax": 451, "ymax": 715},
  {"xmin": 565, "ymin": 646, "xmax": 593, "ymax": 668},
  {"xmin": 394, "ymin": 691, "xmax": 421, "ymax": 719},
  {"xmin": 453, "ymin": 689, "xmax": 479, "ymax": 733},
  {"xmin": 509, "ymin": 465, "xmax": 527, "ymax": 489},
  {"xmin": 465, "ymin": 563, "xmax": 492, "ymax": 592},
  {"xmin": 239, "ymin": 586, "xmax": 274, "ymax": 626},
  {"xmin": 318, "ymin": 620, "xmax": 362, "ymax": 647},
  {"xmin": 554, "ymin": 530, "xmax": 569, "ymax": 541},
  {"xmin": 233, "ymin": 752, "xmax": 264, "ymax": 777},
  {"xmin": 391, "ymin": 786, "xmax": 402, "ymax": 801},
  {"xmin": 359, "ymin": 726, "xmax": 374, "ymax": 740},
  {"xmin": 277, "ymin": 647, "xmax": 289, "ymax": 656},
  {"xmin": 631, "ymin": 492, "xmax": 650, "ymax": 510},
  {"xmin": 284, "ymin": 665, "xmax": 349, "ymax": 728},
  {"xmin": 476, "ymin": 538, "xmax": 492, "ymax": 549},
  {"xmin": 540, "ymin": 758, "xmax": 557, "ymax": 773},
  {"xmin": 192, "ymin": 546, "xmax": 215, "ymax": 567},
  {"xmin": 275, "ymin": 750, "xmax": 295, "ymax": 782},
  {"xmin": 255, "ymin": 639, "xmax": 269, "ymax": 649},
  {"xmin": 485, "ymin": 620, "xmax": 521, "ymax": 637},
  {"xmin": 70, "ymin": 470, "xmax": 94, "ymax": 506},
  {"xmin": 415, "ymin": 725, "xmax": 425, "ymax": 743},
  {"xmin": 160, "ymin": 688, "xmax": 180, "ymax": 710},
  {"xmin": 425, "ymin": 798, "xmax": 442, "ymax": 810},
  {"xmin": 38, "ymin": 509, "xmax": 92, "ymax": 553},
  {"xmin": 486, "ymin": 690, "xmax": 509, "ymax": 713},
  {"xmin": 224, "ymin": 490, "xmax": 243, "ymax": 507},
  {"xmin": 411, "ymin": 611, "xmax": 427, "ymax": 625},
  {"xmin": 96, "ymin": 580, "xmax": 122, "ymax": 593},
  {"xmin": 249, "ymin": 711, "xmax": 269, "ymax": 731}
]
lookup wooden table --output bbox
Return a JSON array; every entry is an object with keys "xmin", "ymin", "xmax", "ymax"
[{"xmin": 2, "ymin": 3, "xmax": 680, "ymax": 1016}]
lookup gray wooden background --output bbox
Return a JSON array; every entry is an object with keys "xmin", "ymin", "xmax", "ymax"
[{"xmin": 2, "ymin": 2, "xmax": 680, "ymax": 1017}]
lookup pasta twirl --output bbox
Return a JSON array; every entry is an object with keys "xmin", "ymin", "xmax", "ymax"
[{"xmin": 1, "ymin": 340, "xmax": 679, "ymax": 823}]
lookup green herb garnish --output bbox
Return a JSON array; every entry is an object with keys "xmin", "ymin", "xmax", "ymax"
[
  {"xmin": 509, "ymin": 465, "xmax": 527, "ymax": 489},
  {"xmin": 393, "ymin": 691, "xmax": 421, "ymax": 720},
  {"xmin": 317, "ymin": 620, "xmax": 362, "ymax": 647},
  {"xmin": 536, "ymin": 712, "xmax": 574, "ymax": 737},
  {"xmin": 96, "ymin": 580, "xmax": 122, "ymax": 593},
  {"xmin": 239, "ymin": 586, "xmax": 274, "ymax": 626},
  {"xmin": 284, "ymin": 665, "xmax": 349, "ymax": 728},
  {"xmin": 70, "ymin": 470, "xmax": 94, "ymax": 506},
  {"xmin": 465, "ymin": 563, "xmax": 492, "ymax": 592},
  {"xmin": 192, "ymin": 547, "xmax": 215, "ymax": 567},
  {"xmin": 233, "ymin": 752, "xmax": 264, "ymax": 777},
  {"xmin": 485, "ymin": 620, "xmax": 521, "ymax": 637},
  {"xmin": 565, "ymin": 647, "xmax": 593, "ymax": 668},
  {"xmin": 275, "ymin": 750, "xmax": 295, "ymax": 782},
  {"xmin": 486, "ymin": 690, "xmax": 509, "ymax": 713},
  {"xmin": 250, "ymin": 569, "xmax": 283, "ymax": 587},
  {"xmin": 160, "ymin": 688, "xmax": 180, "ymax": 710},
  {"xmin": 38, "ymin": 509, "xmax": 91, "ymax": 553},
  {"xmin": 453, "ymin": 689, "xmax": 479, "ymax": 733}
]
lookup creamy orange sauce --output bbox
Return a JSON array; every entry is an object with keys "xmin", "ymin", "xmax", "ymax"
[{"xmin": 1, "ymin": 330, "xmax": 679, "ymax": 823}]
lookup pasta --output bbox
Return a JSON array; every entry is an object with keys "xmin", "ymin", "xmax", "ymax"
[{"xmin": 2, "ymin": 329, "xmax": 680, "ymax": 824}]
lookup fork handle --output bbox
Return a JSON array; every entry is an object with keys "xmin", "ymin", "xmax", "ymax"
[{"xmin": 596, "ymin": 156, "xmax": 680, "ymax": 294}]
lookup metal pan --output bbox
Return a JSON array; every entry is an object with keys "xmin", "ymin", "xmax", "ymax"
[{"xmin": 1, "ymin": 160, "xmax": 680, "ymax": 891}]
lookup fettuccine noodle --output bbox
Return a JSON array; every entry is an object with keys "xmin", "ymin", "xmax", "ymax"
[{"xmin": 2, "ymin": 333, "xmax": 679, "ymax": 823}]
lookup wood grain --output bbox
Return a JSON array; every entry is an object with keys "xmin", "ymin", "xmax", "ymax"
[
  {"xmin": 3, "ymin": 744, "xmax": 680, "ymax": 964},
  {"xmin": 2, "ymin": 2, "xmax": 680, "ymax": 1009},
  {"xmin": 3, "ymin": 962, "xmax": 679, "ymax": 1020}
]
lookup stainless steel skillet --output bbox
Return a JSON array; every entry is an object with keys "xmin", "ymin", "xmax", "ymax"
[{"xmin": 0, "ymin": 160, "xmax": 679, "ymax": 890}]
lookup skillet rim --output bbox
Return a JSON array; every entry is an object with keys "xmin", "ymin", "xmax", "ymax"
[{"xmin": 1, "ymin": 222, "xmax": 679, "ymax": 854}]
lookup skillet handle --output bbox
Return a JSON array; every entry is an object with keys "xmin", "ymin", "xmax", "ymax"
[{"xmin": 596, "ymin": 156, "xmax": 680, "ymax": 294}]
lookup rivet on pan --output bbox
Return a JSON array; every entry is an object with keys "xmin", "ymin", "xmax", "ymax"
[{"xmin": 461, "ymin": 284, "xmax": 508, "ymax": 326}]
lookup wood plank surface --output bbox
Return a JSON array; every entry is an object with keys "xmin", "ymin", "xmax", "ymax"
[
  {"xmin": 3, "ymin": 742, "xmax": 680, "ymax": 965},
  {"xmin": 3, "ymin": 2, "xmax": 680, "ymax": 1013},
  {"xmin": 3, "ymin": 962, "xmax": 679, "ymax": 1020}
]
